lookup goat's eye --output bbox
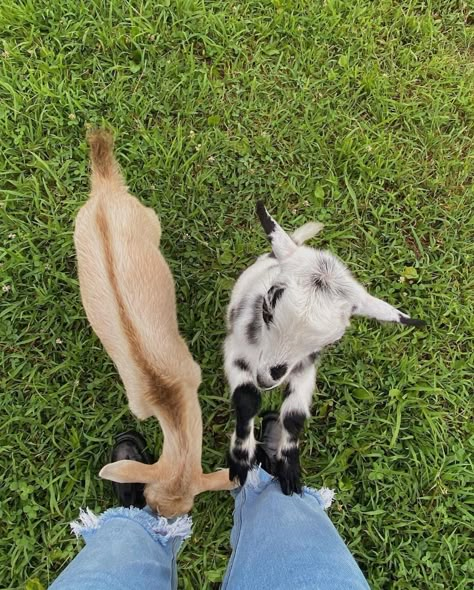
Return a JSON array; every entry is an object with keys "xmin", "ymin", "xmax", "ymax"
[
  {"xmin": 262, "ymin": 299, "xmax": 273, "ymax": 326},
  {"xmin": 267, "ymin": 285, "xmax": 285, "ymax": 308}
]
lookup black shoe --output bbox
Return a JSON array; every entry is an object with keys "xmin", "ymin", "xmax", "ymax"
[
  {"xmin": 110, "ymin": 431, "xmax": 153, "ymax": 508},
  {"xmin": 255, "ymin": 411, "xmax": 281, "ymax": 476}
]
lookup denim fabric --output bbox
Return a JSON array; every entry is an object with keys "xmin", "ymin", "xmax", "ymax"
[
  {"xmin": 49, "ymin": 469, "xmax": 370, "ymax": 589},
  {"xmin": 223, "ymin": 468, "xmax": 370, "ymax": 590},
  {"xmin": 49, "ymin": 507, "xmax": 190, "ymax": 590}
]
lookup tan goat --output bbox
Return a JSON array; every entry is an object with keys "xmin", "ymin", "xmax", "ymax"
[{"xmin": 74, "ymin": 130, "xmax": 233, "ymax": 517}]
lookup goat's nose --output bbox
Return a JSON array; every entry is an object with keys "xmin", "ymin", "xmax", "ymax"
[
  {"xmin": 257, "ymin": 374, "xmax": 272, "ymax": 389},
  {"xmin": 270, "ymin": 364, "xmax": 288, "ymax": 381}
]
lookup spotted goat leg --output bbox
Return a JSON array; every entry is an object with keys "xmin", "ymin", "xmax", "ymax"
[{"xmin": 276, "ymin": 357, "xmax": 317, "ymax": 494}]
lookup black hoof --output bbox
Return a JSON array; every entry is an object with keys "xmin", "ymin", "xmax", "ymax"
[
  {"xmin": 276, "ymin": 457, "xmax": 302, "ymax": 496},
  {"xmin": 228, "ymin": 451, "xmax": 256, "ymax": 486}
]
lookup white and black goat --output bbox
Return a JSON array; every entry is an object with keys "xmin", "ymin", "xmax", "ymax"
[{"xmin": 225, "ymin": 202, "xmax": 425, "ymax": 495}]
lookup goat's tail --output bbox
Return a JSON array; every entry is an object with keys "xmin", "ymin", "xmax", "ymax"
[
  {"xmin": 87, "ymin": 129, "xmax": 125, "ymax": 194},
  {"xmin": 291, "ymin": 221, "xmax": 324, "ymax": 245}
]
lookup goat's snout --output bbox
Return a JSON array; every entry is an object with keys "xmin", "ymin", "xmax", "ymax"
[
  {"xmin": 257, "ymin": 373, "xmax": 272, "ymax": 389},
  {"xmin": 270, "ymin": 364, "xmax": 288, "ymax": 381},
  {"xmin": 257, "ymin": 363, "xmax": 288, "ymax": 390}
]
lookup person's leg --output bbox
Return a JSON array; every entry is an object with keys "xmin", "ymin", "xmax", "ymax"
[
  {"xmin": 49, "ymin": 506, "xmax": 191, "ymax": 590},
  {"xmin": 223, "ymin": 416, "xmax": 370, "ymax": 590},
  {"xmin": 49, "ymin": 432, "xmax": 191, "ymax": 590}
]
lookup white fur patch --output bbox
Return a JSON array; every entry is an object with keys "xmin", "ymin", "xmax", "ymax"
[{"xmin": 291, "ymin": 222, "xmax": 324, "ymax": 245}]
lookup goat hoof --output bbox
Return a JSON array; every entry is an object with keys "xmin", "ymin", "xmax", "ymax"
[
  {"xmin": 228, "ymin": 452, "xmax": 256, "ymax": 486},
  {"xmin": 276, "ymin": 458, "xmax": 302, "ymax": 495}
]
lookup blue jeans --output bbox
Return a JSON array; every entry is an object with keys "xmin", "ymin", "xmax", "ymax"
[{"xmin": 50, "ymin": 468, "xmax": 370, "ymax": 590}]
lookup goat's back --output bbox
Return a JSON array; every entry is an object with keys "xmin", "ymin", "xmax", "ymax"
[{"xmin": 74, "ymin": 185, "xmax": 200, "ymax": 420}]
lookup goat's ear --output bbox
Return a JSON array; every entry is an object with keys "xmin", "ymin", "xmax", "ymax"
[
  {"xmin": 352, "ymin": 292, "xmax": 425, "ymax": 327},
  {"xmin": 195, "ymin": 470, "xmax": 237, "ymax": 495},
  {"xmin": 256, "ymin": 201, "xmax": 297, "ymax": 260},
  {"xmin": 99, "ymin": 460, "xmax": 157, "ymax": 484}
]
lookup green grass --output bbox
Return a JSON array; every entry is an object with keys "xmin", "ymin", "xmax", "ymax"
[{"xmin": 1, "ymin": 0, "xmax": 473, "ymax": 588}]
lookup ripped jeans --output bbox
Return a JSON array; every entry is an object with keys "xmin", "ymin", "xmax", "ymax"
[{"xmin": 49, "ymin": 468, "xmax": 370, "ymax": 590}]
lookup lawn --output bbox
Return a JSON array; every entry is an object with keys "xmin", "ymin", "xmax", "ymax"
[{"xmin": 1, "ymin": 1, "xmax": 473, "ymax": 588}]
